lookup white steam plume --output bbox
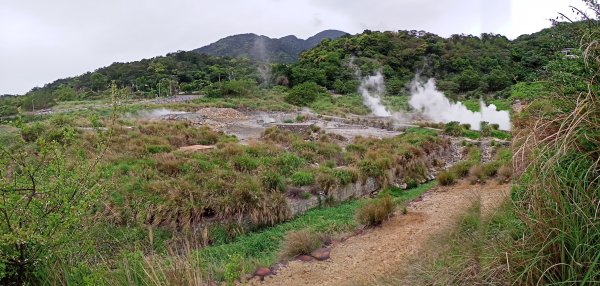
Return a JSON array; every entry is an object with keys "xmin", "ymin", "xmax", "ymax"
[
  {"xmin": 408, "ymin": 78, "xmax": 511, "ymax": 131},
  {"xmin": 127, "ymin": 108, "xmax": 187, "ymax": 119},
  {"xmin": 358, "ymin": 71, "xmax": 391, "ymax": 117}
]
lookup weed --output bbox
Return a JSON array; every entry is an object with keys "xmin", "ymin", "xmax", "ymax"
[
  {"xmin": 356, "ymin": 195, "xmax": 394, "ymax": 227},
  {"xmin": 450, "ymin": 161, "xmax": 473, "ymax": 178},
  {"xmin": 497, "ymin": 164, "xmax": 512, "ymax": 182},
  {"xmin": 437, "ymin": 170, "xmax": 457, "ymax": 186},
  {"xmin": 279, "ymin": 230, "xmax": 321, "ymax": 259},
  {"xmin": 468, "ymin": 164, "xmax": 483, "ymax": 184},
  {"xmin": 290, "ymin": 171, "xmax": 315, "ymax": 186}
]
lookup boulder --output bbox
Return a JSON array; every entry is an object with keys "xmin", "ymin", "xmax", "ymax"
[
  {"xmin": 254, "ymin": 267, "xmax": 271, "ymax": 278},
  {"xmin": 297, "ymin": 255, "xmax": 313, "ymax": 262},
  {"xmin": 311, "ymin": 248, "xmax": 331, "ymax": 261}
]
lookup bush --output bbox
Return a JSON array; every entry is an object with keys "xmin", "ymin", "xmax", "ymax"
[
  {"xmin": 233, "ymin": 155, "xmax": 259, "ymax": 173},
  {"xmin": 358, "ymin": 160, "xmax": 384, "ymax": 178},
  {"xmin": 468, "ymin": 164, "xmax": 483, "ymax": 184},
  {"xmin": 450, "ymin": 161, "xmax": 473, "ymax": 178},
  {"xmin": 497, "ymin": 164, "xmax": 512, "ymax": 182},
  {"xmin": 444, "ymin": 121, "xmax": 463, "ymax": 137},
  {"xmin": 333, "ymin": 168, "xmax": 358, "ymax": 185},
  {"xmin": 482, "ymin": 161, "xmax": 501, "ymax": 177},
  {"xmin": 279, "ymin": 230, "xmax": 321, "ymax": 259},
  {"xmin": 147, "ymin": 145, "xmax": 172, "ymax": 154},
  {"xmin": 437, "ymin": 170, "xmax": 457, "ymax": 186},
  {"xmin": 285, "ymin": 81, "xmax": 327, "ymax": 106},
  {"xmin": 356, "ymin": 195, "xmax": 394, "ymax": 227},
  {"xmin": 290, "ymin": 171, "xmax": 315, "ymax": 186},
  {"xmin": 404, "ymin": 178, "xmax": 419, "ymax": 189},
  {"xmin": 276, "ymin": 153, "xmax": 306, "ymax": 175},
  {"xmin": 261, "ymin": 171, "xmax": 285, "ymax": 192}
]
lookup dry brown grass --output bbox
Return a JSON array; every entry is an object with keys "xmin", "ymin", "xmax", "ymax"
[
  {"xmin": 356, "ymin": 195, "xmax": 395, "ymax": 227},
  {"xmin": 497, "ymin": 164, "xmax": 512, "ymax": 183},
  {"xmin": 279, "ymin": 230, "xmax": 322, "ymax": 259},
  {"xmin": 468, "ymin": 164, "xmax": 483, "ymax": 184}
]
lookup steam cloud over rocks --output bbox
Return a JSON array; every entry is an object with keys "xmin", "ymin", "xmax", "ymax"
[
  {"xmin": 358, "ymin": 72, "xmax": 391, "ymax": 117},
  {"xmin": 408, "ymin": 78, "xmax": 511, "ymax": 130},
  {"xmin": 356, "ymin": 70, "xmax": 511, "ymax": 131}
]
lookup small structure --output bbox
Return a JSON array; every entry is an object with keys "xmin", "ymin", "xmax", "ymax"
[{"xmin": 561, "ymin": 48, "xmax": 578, "ymax": 59}]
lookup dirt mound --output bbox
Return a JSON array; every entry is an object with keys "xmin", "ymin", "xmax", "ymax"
[{"xmin": 196, "ymin": 108, "xmax": 247, "ymax": 120}]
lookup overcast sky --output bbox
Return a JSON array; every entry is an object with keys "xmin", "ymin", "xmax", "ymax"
[{"xmin": 0, "ymin": 0, "xmax": 581, "ymax": 95}]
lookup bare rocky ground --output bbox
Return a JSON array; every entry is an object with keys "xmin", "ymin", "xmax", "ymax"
[
  {"xmin": 247, "ymin": 181, "xmax": 510, "ymax": 286},
  {"xmin": 160, "ymin": 108, "xmax": 410, "ymax": 144}
]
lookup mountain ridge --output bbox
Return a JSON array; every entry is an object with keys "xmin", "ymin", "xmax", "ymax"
[{"xmin": 192, "ymin": 29, "xmax": 349, "ymax": 63}]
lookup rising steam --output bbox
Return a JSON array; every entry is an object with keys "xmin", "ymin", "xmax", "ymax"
[
  {"xmin": 408, "ymin": 78, "xmax": 511, "ymax": 131},
  {"xmin": 358, "ymin": 71, "xmax": 391, "ymax": 117}
]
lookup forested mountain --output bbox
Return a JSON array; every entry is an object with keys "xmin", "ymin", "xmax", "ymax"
[
  {"xmin": 0, "ymin": 22, "xmax": 584, "ymax": 117},
  {"xmin": 273, "ymin": 22, "xmax": 583, "ymax": 99},
  {"xmin": 193, "ymin": 30, "xmax": 348, "ymax": 63}
]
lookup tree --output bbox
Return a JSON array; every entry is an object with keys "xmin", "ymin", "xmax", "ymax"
[
  {"xmin": 90, "ymin": 72, "xmax": 108, "ymax": 92},
  {"xmin": 485, "ymin": 69, "xmax": 513, "ymax": 92},
  {"xmin": 285, "ymin": 82, "xmax": 327, "ymax": 106},
  {"xmin": 454, "ymin": 68, "xmax": 481, "ymax": 92},
  {"xmin": 52, "ymin": 85, "xmax": 78, "ymax": 101},
  {"xmin": 0, "ymin": 84, "xmax": 119, "ymax": 284}
]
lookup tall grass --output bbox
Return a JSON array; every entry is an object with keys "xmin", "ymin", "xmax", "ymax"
[{"xmin": 512, "ymin": 11, "xmax": 600, "ymax": 284}]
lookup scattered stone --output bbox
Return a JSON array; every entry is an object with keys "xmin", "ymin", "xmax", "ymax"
[
  {"xmin": 311, "ymin": 248, "xmax": 331, "ymax": 261},
  {"xmin": 254, "ymin": 267, "xmax": 272, "ymax": 280},
  {"xmin": 178, "ymin": 145, "xmax": 216, "ymax": 152},
  {"xmin": 297, "ymin": 255, "xmax": 313, "ymax": 262},
  {"xmin": 196, "ymin": 107, "xmax": 247, "ymax": 120},
  {"xmin": 399, "ymin": 183, "xmax": 408, "ymax": 190}
]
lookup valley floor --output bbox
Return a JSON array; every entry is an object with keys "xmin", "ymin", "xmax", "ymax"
[{"xmin": 249, "ymin": 181, "xmax": 510, "ymax": 286}]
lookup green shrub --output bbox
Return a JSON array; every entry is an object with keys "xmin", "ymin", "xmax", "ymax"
[
  {"xmin": 450, "ymin": 161, "xmax": 473, "ymax": 178},
  {"xmin": 290, "ymin": 171, "xmax": 315, "ymax": 186},
  {"xmin": 482, "ymin": 161, "xmax": 501, "ymax": 177},
  {"xmin": 404, "ymin": 178, "xmax": 419, "ymax": 189},
  {"xmin": 146, "ymin": 145, "xmax": 172, "ymax": 154},
  {"xmin": 233, "ymin": 155, "xmax": 259, "ymax": 172},
  {"xmin": 333, "ymin": 168, "xmax": 358, "ymax": 185},
  {"xmin": 261, "ymin": 171, "xmax": 285, "ymax": 192},
  {"xmin": 20, "ymin": 122, "xmax": 46, "ymax": 142},
  {"xmin": 223, "ymin": 254, "xmax": 246, "ymax": 285},
  {"xmin": 437, "ymin": 170, "xmax": 457, "ymax": 186},
  {"xmin": 285, "ymin": 82, "xmax": 327, "ymax": 106},
  {"xmin": 276, "ymin": 153, "xmax": 306, "ymax": 175},
  {"xmin": 315, "ymin": 169, "xmax": 337, "ymax": 190},
  {"xmin": 356, "ymin": 195, "xmax": 395, "ymax": 226},
  {"xmin": 444, "ymin": 121, "xmax": 463, "ymax": 136},
  {"xmin": 358, "ymin": 160, "xmax": 383, "ymax": 178}
]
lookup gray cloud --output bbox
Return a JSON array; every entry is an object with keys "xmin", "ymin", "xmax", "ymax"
[{"xmin": 0, "ymin": 0, "xmax": 578, "ymax": 94}]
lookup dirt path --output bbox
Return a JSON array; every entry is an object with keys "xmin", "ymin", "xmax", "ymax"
[{"xmin": 250, "ymin": 181, "xmax": 510, "ymax": 286}]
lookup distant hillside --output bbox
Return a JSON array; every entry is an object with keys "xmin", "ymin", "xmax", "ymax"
[{"xmin": 193, "ymin": 30, "xmax": 348, "ymax": 63}]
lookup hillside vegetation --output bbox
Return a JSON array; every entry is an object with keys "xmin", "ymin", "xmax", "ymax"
[
  {"xmin": 0, "ymin": 21, "xmax": 584, "ymax": 117},
  {"xmin": 0, "ymin": 6, "xmax": 598, "ymax": 285}
]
